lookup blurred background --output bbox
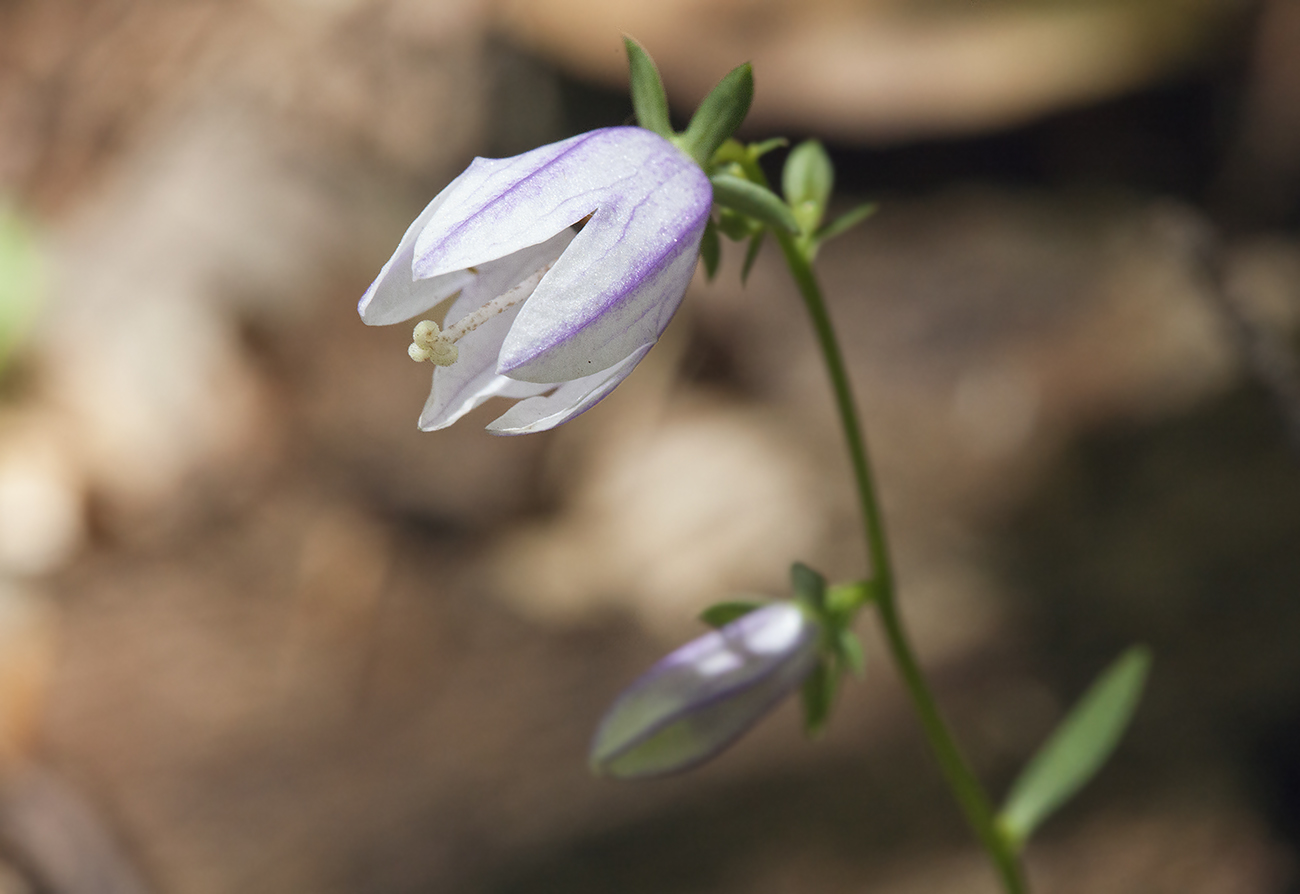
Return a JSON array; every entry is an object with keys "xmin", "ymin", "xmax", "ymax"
[{"xmin": 1, "ymin": 0, "xmax": 1299, "ymax": 891}]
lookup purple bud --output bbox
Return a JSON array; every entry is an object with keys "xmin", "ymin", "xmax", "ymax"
[{"xmin": 590, "ymin": 603, "xmax": 820, "ymax": 779}]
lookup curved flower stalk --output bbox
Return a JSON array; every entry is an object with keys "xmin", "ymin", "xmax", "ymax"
[
  {"xmin": 358, "ymin": 126, "xmax": 712, "ymax": 434},
  {"xmin": 590, "ymin": 603, "xmax": 820, "ymax": 779}
]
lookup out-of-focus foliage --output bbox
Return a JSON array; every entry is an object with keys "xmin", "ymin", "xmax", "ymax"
[
  {"xmin": 0, "ymin": 206, "xmax": 41, "ymax": 377},
  {"xmin": 1000, "ymin": 647, "xmax": 1152, "ymax": 847}
]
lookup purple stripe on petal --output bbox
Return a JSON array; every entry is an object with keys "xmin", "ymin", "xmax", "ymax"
[{"xmin": 590, "ymin": 604, "xmax": 820, "ymax": 778}]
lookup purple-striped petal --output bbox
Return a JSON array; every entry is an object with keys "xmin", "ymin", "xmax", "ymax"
[
  {"xmin": 358, "ymin": 126, "xmax": 710, "ymax": 434},
  {"xmin": 590, "ymin": 603, "xmax": 820, "ymax": 779}
]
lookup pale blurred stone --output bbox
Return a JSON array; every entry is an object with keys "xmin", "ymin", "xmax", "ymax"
[
  {"xmin": 0, "ymin": 414, "xmax": 83, "ymax": 578},
  {"xmin": 490, "ymin": 396, "xmax": 825, "ymax": 635},
  {"xmin": 17, "ymin": 0, "xmax": 496, "ymax": 530}
]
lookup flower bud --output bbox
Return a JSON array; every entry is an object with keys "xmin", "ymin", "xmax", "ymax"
[{"xmin": 590, "ymin": 603, "xmax": 820, "ymax": 779}]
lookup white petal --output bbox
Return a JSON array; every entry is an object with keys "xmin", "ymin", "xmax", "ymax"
[
  {"xmin": 413, "ymin": 129, "xmax": 705, "ymax": 284},
  {"xmin": 447, "ymin": 229, "xmax": 574, "ymax": 324},
  {"xmin": 485, "ymin": 343, "xmax": 654, "ymax": 435},
  {"xmin": 499, "ymin": 212, "xmax": 704, "ymax": 384},
  {"xmin": 362, "ymin": 215, "xmax": 574, "ymax": 330},
  {"xmin": 417, "ymin": 268, "xmax": 558, "ymax": 431},
  {"xmin": 358, "ymin": 189, "xmax": 472, "ymax": 326}
]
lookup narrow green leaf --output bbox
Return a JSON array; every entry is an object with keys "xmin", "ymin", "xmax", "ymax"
[
  {"xmin": 801, "ymin": 659, "xmax": 836, "ymax": 735},
  {"xmin": 623, "ymin": 37, "xmax": 672, "ymax": 138},
  {"xmin": 710, "ymin": 173, "xmax": 798, "ymax": 235},
  {"xmin": 815, "ymin": 202, "xmax": 879, "ymax": 244},
  {"xmin": 999, "ymin": 646, "xmax": 1152, "ymax": 847},
  {"xmin": 680, "ymin": 63, "xmax": 753, "ymax": 168},
  {"xmin": 699, "ymin": 217, "xmax": 720, "ymax": 280},
  {"xmin": 740, "ymin": 232, "xmax": 763, "ymax": 284},
  {"xmin": 0, "ymin": 205, "xmax": 43, "ymax": 375},
  {"xmin": 699, "ymin": 600, "xmax": 764, "ymax": 628},
  {"xmin": 782, "ymin": 140, "xmax": 833, "ymax": 231},
  {"xmin": 748, "ymin": 137, "xmax": 788, "ymax": 159}
]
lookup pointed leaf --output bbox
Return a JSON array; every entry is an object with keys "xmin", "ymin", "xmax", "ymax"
[
  {"xmin": 710, "ymin": 173, "xmax": 798, "ymax": 235},
  {"xmin": 699, "ymin": 217, "xmax": 720, "ymax": 280},
  {"xmin": 624, "ymin": 37, "xmax": 672, "ymax": 138},
  {"xmin": 816, "ymin": 202, "xmax": 878, "ymax": 244},
  {"xmin": 680, "ymin": 63, "xmax": 753, "ymax": 168},
  {"xmin": 699, "ymin": 600, "xmax": 764, "ymax": 628},
  {"xmin": 749, "ymin": 137, "xmax": 789, "ymax": 159},
  {"xmin": 1000, "ymin": 646, "xmax": 1152, "ymax": 847},
  {"xmin": 740, "ymin": 232, "xmax": 763, "ymax": 284}
]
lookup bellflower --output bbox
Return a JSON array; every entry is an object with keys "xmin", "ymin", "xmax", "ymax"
[
  {"xmin": 590, "ymin": 602, "xmax": 821, "ymax": 779},
  {"xmin": 358, "ymin": 126, "xmax": 712, "ymax": 435}
]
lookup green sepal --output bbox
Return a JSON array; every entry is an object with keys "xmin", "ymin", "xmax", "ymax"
[
  {"xmin": 710, "ymin": 137, "xmax": 785, "ymax": 171},
  {"xmin": 716, "ymin": 207, "xmax": 755, "ymax": 241},
  {"xmin": 699, "ymin": 217, "xmax": 720, "ymax": 280},
  {"xmin": 782, "ymin": 140, "xmax": 833, "ymax": 234},
  {"xmin": 740, "ymin": 232, "xmax": 764, "ymax": 284},
  {"xmin": 801, "ymin": 658, "xmax": 837, "ymax": 735},
  {"xmin": 998, "ymin": 646, "xmax": 1152, "ymax": 848},
  {"xmin": 790, "ymin": 562, "xmax": 828, "ymax": 610},
  {"xmin": 826, "ymin": 579, "xmax": 875, "ymax": 615},
  {"xmin": 748, "ymin": 137, "xmax": 788, "ymax": 159},
  {"xmin": 835, "ymin": 628, "xmax": 866, "ymax": 677},
  {"xmin": 816, "ymin": 202, "xmax": 879, "ymax": 244},
  {"xmin": 623, "ymin": 37, "xmax": 673, "ymax": 139},
  {"xmin": 710, "ymin": 173, "xmax": 799, "ymax": 235},
  {"xmin": 679, "ymin": 63, "xmax": 753, "ymax": 169},
  {"xmin": 710, "ymin": 138, "xmax": 750, "ymax": 168},
  {"xmin": 698, "ymin": 600, "xmax": 765, "ymax": 629}
]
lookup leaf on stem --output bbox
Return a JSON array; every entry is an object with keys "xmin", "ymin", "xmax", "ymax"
[
  {"xmin": 699, "ymin": 217, "xmax": 720, "ymax": 280},
  {"xmin": 816, "ymin": 202, "xmax": 879, "ymax": 245},
  {"xmin": 741, "ymin": 232, "xmax": 764, "ymax": 284},
  {"xmin": 680, "ymin": 63, "xmax": 754, "ymax": 168},
  {"xmin": 801, "ymin": 658, "xmax": 837, "ymax": 735},
  {"xmin": 999, "ymin": 646, "xmax": 1152, "ymax": 847},
  {"xmin": 748, "ymin": 137, "xmax": 789, "ymax": 159},
  {"xmin": 623, "ymin": 37, "xmax": 673, "ymax": 138},
  {"xmin": 710, "ymin": 173, "xmax": 798, "ymax": 235}
]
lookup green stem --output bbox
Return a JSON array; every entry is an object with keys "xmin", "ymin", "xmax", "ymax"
[{"xmin": 774, "ymin": 230, "xmax": 1028, "ymax": 894}]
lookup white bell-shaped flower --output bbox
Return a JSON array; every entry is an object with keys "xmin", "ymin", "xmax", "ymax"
[{"xmin": 358, "ymin": 126, "xmax": 712, "ymax": 434}]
